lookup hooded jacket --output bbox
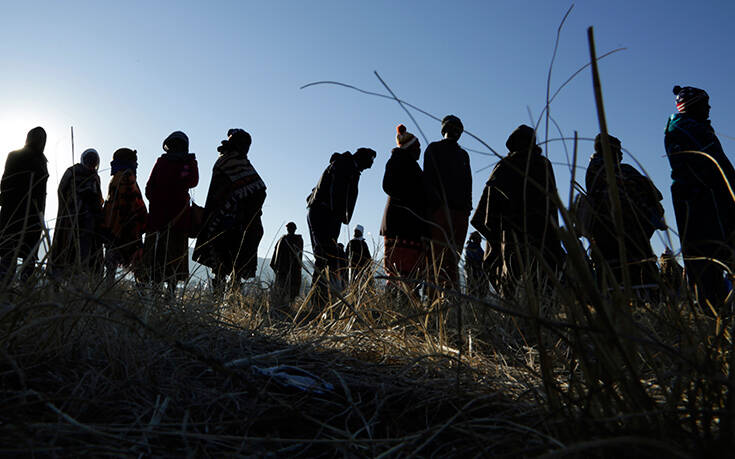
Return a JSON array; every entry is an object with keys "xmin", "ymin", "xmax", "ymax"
[{"xmin": 307, "ymin": 152, "xmax": 362, "ymax": 224}]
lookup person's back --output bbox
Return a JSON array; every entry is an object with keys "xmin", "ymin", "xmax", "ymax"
[{"xmin": 424, "ymin": 138, "xmax": 472, "ymax": 213}]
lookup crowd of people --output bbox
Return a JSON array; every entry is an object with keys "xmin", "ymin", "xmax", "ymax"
[{"xmin": 0, "ymin": 85, "xmax": 732, "ymax": 312}]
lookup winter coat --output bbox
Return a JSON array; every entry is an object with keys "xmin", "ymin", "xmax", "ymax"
[
  {"xmin": 380, "ymin": 147, "xmax": 427, "ymax": 240},
  {"xmin": 346, "ymin": 238, "xmax": 371, "ymax": 269},
  {"xmin": 423, "ymin": 138, "xmax": 472, "ymax": 212},
  {"xmin": 0, "ymin": 146, "xmax": 48, "ymax": 254},
  {"xmin": 307, "ymin": 152, "xmax": 362, "ymax": 224},
  {"xmin": 271, "ymin": 233, "xmax": 303, "ymax": 276},
  {"xmin": 145, "ymin": 153, "xmax": 199, "ymax": 233},
  {"xmin": 103, "ymin": 168, "xmax": 147, "ymax": 264},
  {"xmin": 193, "ymin": 151, "xmax": 266, "ymax": 279}
]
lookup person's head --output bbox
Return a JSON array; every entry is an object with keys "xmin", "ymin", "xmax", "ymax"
[
  {"xmin": 593, "ymin": 133, "xmax": 623, "ymax": 162},
  {"xmin": 396, "ymin": 124, "xmax": 420, "ymax": 160},
  {"xmin": 353, "ymin": 147, "xmax": 376, "ymax": 171},
  {"xmin": 113, "ymin": 147, "xmax": 137, "ymax": 163},
  {"xmin": 25, "ymin": 126, "xmax": 46, "ymax": 153},
  {"xmin": 217, "ymin": 128, "xmax": 252, "ymax": 155},
  {"xmin": 81, "ymin": 148, "xmax": 100, "ymax": 171},
  {"xmin": 673, "ymin": 85, "xmax": 710, "ymax": 121},
  {"xmin": 286, "ymin": 221, "xmax": 297, "ymax": 234},
  {"xmin": 469, "ymin": 231, "xmax": 481, "ymax": 244},
  {"xmin": 441, "ymin": 115, "xmax": 463, "ymax": 140},
  {"xmin": 354, "ymin": 224, "xmax": 364, "ymax": 238},
  {"xmin": 163, "ymin": 131, "xmax": 189, "ymax": 154},
  {"xmin": 506, "ymin": 124, "xmax": 541, "ymax": 154}
]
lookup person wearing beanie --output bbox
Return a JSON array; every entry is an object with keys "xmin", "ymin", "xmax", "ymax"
[
  {"xmin": 471, "ymin": 125, "xmax": 563, "ymax": 294},
  {"xmin": 49, "ymin": 148, "xmax": 105, "ymax": 279},
  {"xmin": 193, "ymin": 128, "xmax": 266, "ymax": 292},
  {"xmin": 423, "ymin": 114, "xmax": 471, "ymax": 291},
  {"xmin": 142, "ymin": 131, "xmax": 199, "ymax": 295},
  {"xmin": 102, "ymin": 148, "xmax": 148, "ymax": 284},
  {"xmin": 346, "ymin": 224, "xmax": 371, "ymax": 285},
  {"xmin": 306, "ymin": 146, "xmax": 375, "ymax": 301},
  {"xmin": 665, "ymin": 85, "xmax": 735, "ymax": 311},
  {"xmin": 585, "ymin": 133, "xmax": 665, "ymax": 293},
  {"xmin": 381, "ymin": 124, "xmax": 427, "ymax": 294},
  {"xmin": 271, "ymin": 221, "xmax": 304, "ymax": 303},
  {"xmin": 0, "ymin": 127, "xmax": 49, "ymax": 281}
]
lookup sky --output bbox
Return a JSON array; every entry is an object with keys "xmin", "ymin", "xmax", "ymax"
[{"xmin": 1, "ymin": 0, "xmax": 734, "ymax": 265}]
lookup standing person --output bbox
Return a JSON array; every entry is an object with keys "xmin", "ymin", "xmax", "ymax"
[
  {"xmin": 381, "ymin": 124, "xmax": 427, "ymax": 293},
  {"xmin": 49, "ymin": 149, "xmax": 104, "ymax": 279},
  {"xmin": 270, "ymin": 222, "xmax": 303, "ymax": 302},
  {"xmin": 0, "ymin": 127, "xmax": 49, "ymax": 282},
  {"xmin": 471, "ymin": 125, "xmax": 564, "ymax": 294},
  {"xmin": 585, "ymin": 133, "xmax": 665, "ymax": 290},
  {"xmin": 193, "ymin": 129, "xmax": 266, "ymax": 291},
  {"xmin": 346, "ymin": 224, "xmax": 371, "ymax": 285},
  {"xmin": 102, "ymin": 148, "xmax": 148, "ymax": 284},
  {"xmin": 306, "ymin": 147, "xmax": 376, "ymax": 296},
  {"xmin": 660, "ymin": 248, "xmax": 684, "ymax": 298},
  {"xmin": 464, "ymin": 231, "xmax": 487, "ymax": 297},
  {"xmin": 143, "ymin": 131, "xmax": 198, "ymax": 295},
  {"xmin": 665, "ymin": 85, "xmax": 735, "ymax": 311},
  {"xmin": 424, "ymin": 115, "xmax": 471, "ymax": 291}
]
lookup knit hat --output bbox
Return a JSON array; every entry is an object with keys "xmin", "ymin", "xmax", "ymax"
[
  {"xmin": 355, "ymin": 224, "xmax": 364, "ymax": 235},
  {"xmin": 81, "ymin": 148, "xmax": 100, "ymax": 170},
  {"xmin": 396, "ymin": 124, "xmax": 418, "ymax": 149},
  {"xmin": 673, "ymin": 85, "xmax": 709, "ymax": 113},
  {"xmin": 163, "ymin": 131, "xmax": 189, "ymax": 154},
  {"xmin": 441, "ymin": 115, "xmax": 464, "ymax": 137},
  {"xmin": 506, "ymin": 125, "xmax": 541, "ymax": 154}
]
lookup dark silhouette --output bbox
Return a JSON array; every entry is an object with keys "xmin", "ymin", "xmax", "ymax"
[
  {"xmin": 346, "ymin": 224, "xmax": 371, "ymax": 284},
  {"xmin": 471, "ymin": 125, "xmax": 563, "ymax": 294},
  {"xmin": 142, "ymin": 131, "xmax": 199, "ymax": 294},
  {"xmin": 424, "ymin": 115, "xmax": 472, "ymax": 291},
  {"xmin": 193, "ymin": 129, "xmax": 266, "ymax": 291},
  {"xmin": 306, "ymin": 148, "xmax": 376, "ymax": 297},
  {"xmin": 665, "ymin": 85, "xmax": 735, "ymax": 311},
  {"xmin": 464, "ymin": 231, "xmax": 487, "ymax": 297},
  {"xmin": 49, "ymin": 149, "xmax": 104, "ymax": 279},
  {"xmin": 660, "ymin": 248, "xmax": 684, "ymax": 298},
  {"xmin": 270, "ymin": 222, "xmax": 303, "ymax": 302},
  {"xmin": 381, "ymin": 124, "xmax": 427, "ymax": 292},
  {"xmin": 0, "ymin": 127, "xmax": 49, "ymax": 281},
  {"xmin": 585, "ymin": 134, "xmax": 665, "ymax": 290},
  {"xmin": 102, "ymin": 148, "xmax": 148, "ymax": 284}
]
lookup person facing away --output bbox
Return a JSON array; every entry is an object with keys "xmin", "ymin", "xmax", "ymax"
[
  {"xmin": 423, "ymin": 115, "xmax": 472, "ymax": 290},
  {"xmin": 0, "ymin": 127, "xmax": 49, "ymax": 282},
  {"xmin": 665, "ymin": 85, "xmax": 735, "ymax": 311},
  {"xmin": 306, "ymin": 147, "xmax": 376, "ymax": 290},
  {"xmin": 585, "ymin": 133, "xmax": 665, "ymax": 290},
  {"xmin": 193, "ymin": 129, "xmax": 266, "ymax": 290},
  {"xmin": 270, "ymin": 221, "xmax": 303, "ymax": 302},
  {"xmin": 49, "ymin": 148, "xmax": 104, "ymax": 279},
  {"xmin": 464, "ymin": 231, "xmax": 487, "ymax": 297},
  {"xmin": 101, "ymin": 148, "xmax": 148, "ymax": 284},
  {"xmin": 381, "ymin": 124, "xmax": 427, "ymax": 291},
  {"xmin": 142, "ymin": 131, "xmax": 199, "ymax": 294},
  {"xmin": 471, "ymin": 125, "xmax": 563, "ymax": 294},
  {"xmin": 346, "ymin": 224, "xmax": 371, "ymax": 284},
  {"xmin": 660, "ymin": 247, "xmax": 684, "ymax": 298}
]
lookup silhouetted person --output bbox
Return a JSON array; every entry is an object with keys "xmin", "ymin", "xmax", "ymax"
[
  {"xmin": 49, "ymin": 149, "xmax": 104, "ymax": 279},
  {"xmin": 665, "ymin": 85, "xmax": 735, "ymax": 311},
  {"xmin": 660, "ymin": 248, "xmax": 684, "ymax": 298},
  {"xmin": 464, "ymin": 231, "xmax": 487, "ymax": 297},
  {"xmin": 271, "ymin": 222, "xmax": 303, "ymax": 302},
  {"xmin": 335, "ymin": 242, "xmax": 348, "ymax": 291},
  {"xmin": 102, "ymin": 148, "xmax": 148, "ymax": 284},
  {"xmin": 0, "ymin": 127, "xmax": 49, "ymax": 282},
  {"xmin": 586, "ymin": 134, "xmax": 665, "ymax": 290},
  {"xmin": 381, "ymin": 124, "xmax": 427, "ymax": 293},
  {"xmin": 471, "ymin": 125, "xmax": 563, "ymax": 294},
  {"xmin": 143, "ymin": 131, "xmax": 199, "ymax": 295},
  {"xmin": 346, "ymin": 224, "xmax": 371, "ymax": 284},
  {"xmin": 193, "ymin": 129, "xmax": 266, "ymax": 291},
  {"xmin": 306, "ymin": 147, "xmax": 376, "ymax": 297},
  {"xmin": 424, "ymin": 115, "xmax": 472, "ymax": 291}
]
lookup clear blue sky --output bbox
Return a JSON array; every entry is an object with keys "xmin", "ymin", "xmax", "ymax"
[{"xmin": 1, "ymin": 0, "xmax": 734, "ymax": 262}]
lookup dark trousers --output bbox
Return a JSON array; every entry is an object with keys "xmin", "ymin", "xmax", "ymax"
[{"xmin": 307, "ymin": 205, "xmax": 342, "ymax": 273}]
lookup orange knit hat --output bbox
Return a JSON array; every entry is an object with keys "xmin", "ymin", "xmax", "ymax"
[{"xmin": 396, "ymin": 124, "xmax": 418, "ymax": 149}]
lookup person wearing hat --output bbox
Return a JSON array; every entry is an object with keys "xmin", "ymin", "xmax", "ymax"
[
  {"xmin": 471, "ymin": 125, "xmax": 563, "ymax": 294},
  {"xmin": 270, "ymin": 221, "xmax": 304, "ymax": 302},
  {"xmin": 142, "ymin": 131, "xmax": 199, "ymax": 294},
  {"xmin": 381, "ymin": 124, "xmax": 427, "ymax": 293},
  {"xmin": 346, "ymin": 224, "xmax": 371, "ymax": 285},
  {"xmin": 101, "ymin": 148, "xmax": 148, "ymax": 284},
  {"xmin": 306, "ymin": 147, "xmax": 376, "ymax": 298},
  {"xmin": 49, "ymin": 148, "xmax": 105, "ymax": 279},
  {"xmin": 464, "ymin": 231, "xmax": 487, "ymax": 297},
  {"xmin": 665, "ymin": 85, "xmax": 735, "ymax": 311},
  {"xmin": 585, "ymin": 133, "xmax": 665, "ymax": 292},
  {"xmin": 193, "ymin": 128, "xmax": 266, "ymax": 291},
  {"xmin": 0, "ymin": 127, "xmax": 49, "ymax": 281},
  {"xmin": 423, "ymin": 115, "xmax": 472, "ymax": 291}
]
